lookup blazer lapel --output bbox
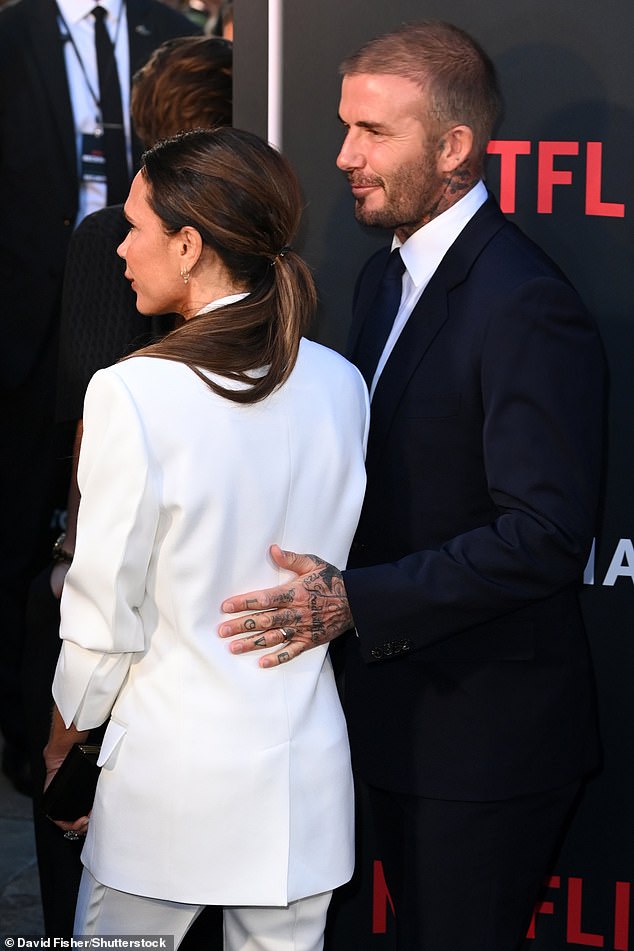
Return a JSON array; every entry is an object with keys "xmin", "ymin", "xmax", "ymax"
[
  {"xmin": 126, "ymin": 0, "xmax": 159, "ymax": 75},
  {"xmin": 347, "ymin": 247, "xmax": 390, "ymax": 357},
  {"xmin": 367, "ymin": 196, "xmax": 507, "ymax": 462},
  {"xmin": 125, "ymin": 0, "xmax": 160, "ymax": 169},
  {"xmin": 30, "ymin": 0, "xmax": 77, "ymax": 182}
]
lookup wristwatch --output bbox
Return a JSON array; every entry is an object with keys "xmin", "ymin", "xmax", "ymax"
[{"xmin": 52, "ymin": 532, "xmax": 73, "ymax": 565}]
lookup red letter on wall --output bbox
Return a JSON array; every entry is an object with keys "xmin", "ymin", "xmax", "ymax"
[
  {"xmin": 614, "ymin": 881, "xmax": 631, "ymax": 951},
  {"xmin": 487, "ymin": 140, "xmax": 531, "ymax": 213},
  {"xmin": 567, "ymin": 877, "xmax": 605, "ymax": 946},
  {"xmin": 537, "ymin": 141, "xmax": 579, "ymax": 213},
  {"xmin": 372, "ymin": 860, "xmax": 396, "ymax": 934},
  {"xmin": 526, "ymin": 875, "xmax": 560, "ymax": 939},
  {"xmin": 585, "ymin": 142, "xmax": 625, "ymax": 217}
]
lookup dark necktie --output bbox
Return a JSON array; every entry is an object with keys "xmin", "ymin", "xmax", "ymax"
[
  {"xmin": 92, "ymin": 5, "xmax": 129, "ymax": 204},
  {"xmin": 351, "ymin": 248, "xmax": 406, "ymax": 390}
]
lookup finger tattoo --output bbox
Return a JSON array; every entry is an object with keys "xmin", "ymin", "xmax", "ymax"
[{"xmin": 272, "ymin": 589, "xmax": 296, "ymax": 605}]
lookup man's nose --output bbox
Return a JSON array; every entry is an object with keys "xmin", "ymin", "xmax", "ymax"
[{"xmin": 336, "ymin": 131, "xmax": 364, "ymax": 171}]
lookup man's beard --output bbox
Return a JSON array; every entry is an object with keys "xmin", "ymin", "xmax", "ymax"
[{"xmin": 353, "ymin": 147, "xmax": 443, "ymax": 233}]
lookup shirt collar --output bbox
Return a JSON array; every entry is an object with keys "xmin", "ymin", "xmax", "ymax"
[
  {"xmin": 57, "ymin": 0, "xmax": 122, "ymax": 26},
  {"xmin": 196, "ymin": 293, "xmax": 249, "ymax": 316},
  {"xmin": 394, "ymin": 180, "xmax": 488, "ymax": 288}
]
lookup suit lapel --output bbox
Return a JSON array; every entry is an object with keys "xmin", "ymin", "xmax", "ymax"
[
  {"xmin": 347, "ymin": 247, "xmax": 390, "ymax": 357},
  {"xmin": 30, "ymin": 0, "xmax": 77, "ymax": 182},
  {"xmin": 125, "ymin": 0, "xmax": 160, "ymax": 169},
  {"xmin": 366, "ymin": 196, "xmax": 507, "ymax": 462},
  {"xmin": 126, "ymin": 0, "xmax": 158, "ymax": 75}
]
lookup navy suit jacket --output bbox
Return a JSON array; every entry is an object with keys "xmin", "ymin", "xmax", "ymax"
[
  {"xmin": 0, "ymin": 0, "xmax": 198, "ymax": 387},
  {"xmin": 343, "ymin": 195, "xmax": 606, "ymax": 800}
]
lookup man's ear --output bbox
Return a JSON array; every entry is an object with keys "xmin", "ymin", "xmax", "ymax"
[{"xmin": 437, "ymin": 125, "xmax": 474, "ymax": 172}]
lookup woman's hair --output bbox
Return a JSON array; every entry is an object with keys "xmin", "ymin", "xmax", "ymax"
[
  {"xmin": 130, "ymin": 128, "xmax": 317, "ymax": 405},
  {"xmin": 131, "ymin": 36, "xmax": 232, "ymax": 147},
  {"xmin": 340, "ymin": 21, "xmax": 502, "ymax": 170}
]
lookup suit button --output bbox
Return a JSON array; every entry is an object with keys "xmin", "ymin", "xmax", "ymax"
[
  {"xmin": 401, "ymin": 640, "xmax": 412, "ymax": 652},
  {"xmin": 383, "ymin": 643, "xmax": 393, "ymax": 656},
  {"xmin": 350, "ymin": 540, "xmax": 366, "ymax": 552},
  {"xmin": 371, "ymin": 648, "xmax": 383, "ymax": 659}
]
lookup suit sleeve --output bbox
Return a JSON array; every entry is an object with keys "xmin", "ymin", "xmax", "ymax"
[
  {"xmin": 344, "ymin": 273, "xmax": 606, "ymax": 660},
  {"xmin": 53, "ymin": 367, "xmax": 159, "ymax": 728}
]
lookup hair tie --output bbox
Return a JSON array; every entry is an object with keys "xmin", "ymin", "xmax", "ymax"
[{"xmin": 271, "ymin": 245, "xmax": 292, "ymax": 266}]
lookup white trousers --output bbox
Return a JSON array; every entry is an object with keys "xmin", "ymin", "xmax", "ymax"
[{"xmin": 75, "ymin": 869, "xmax": 333, "ymax": 951}]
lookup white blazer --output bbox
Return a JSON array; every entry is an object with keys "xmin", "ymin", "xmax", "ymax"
[{"xmin": 53, "ymin": 338, "xmax": 369, "ymax": 907}]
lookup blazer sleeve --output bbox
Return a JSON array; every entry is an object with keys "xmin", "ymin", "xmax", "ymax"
[
  {"xmin": 344, "ymin": 272, "xmax": 606, "ymax": 660},
  {"xmin": 53, "ymin": 367, "xmax": 159, "ymax": 729}
]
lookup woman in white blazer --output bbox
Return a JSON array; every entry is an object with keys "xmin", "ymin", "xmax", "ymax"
[{"xmin": 44, "ymin": 128, "xmax": 369, "ymax": 951}]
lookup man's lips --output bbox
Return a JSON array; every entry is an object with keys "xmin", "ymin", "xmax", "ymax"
[{"xmin": 349, "ymin": 178, "xmax": 383, "ymax": 197}]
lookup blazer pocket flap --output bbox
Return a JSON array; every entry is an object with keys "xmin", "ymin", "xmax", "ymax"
[{"xmin": 97, "ymin": 719, "xmax": 127, "ymax": 767}]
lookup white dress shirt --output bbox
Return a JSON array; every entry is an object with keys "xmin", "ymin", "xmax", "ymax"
[
  {"xmin": 369, "ymin": 180, "xmax": 488, "ymax": 400},
  {"xmin": 57, "ymin": 0, "xmax": 131, "ymax": 224}
]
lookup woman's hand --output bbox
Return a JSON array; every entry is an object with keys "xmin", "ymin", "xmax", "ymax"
[
  {"xmin": 43, "ymin": 706, "xmax": 91, "ymax": 837},
  {"xmin": 43, "ymin": 762, "xmax": 91, "ymax": 837},
  {"xmin": 50, "ymin": 561, "xmax": 71, "ymax": 599}
]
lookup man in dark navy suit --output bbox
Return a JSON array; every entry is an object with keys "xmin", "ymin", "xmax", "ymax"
[{"xmin": 218, "ymin": 21, "xmax": 606, "ymax": 951}]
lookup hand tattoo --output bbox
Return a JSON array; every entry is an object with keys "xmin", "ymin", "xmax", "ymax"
[
  {"xmin": 301, "ymin": 558, "xmax": 349, "ymax": 645},
  {"xmin": 272, "ymin": 589, "xmax": 296, "ymax": 605}
]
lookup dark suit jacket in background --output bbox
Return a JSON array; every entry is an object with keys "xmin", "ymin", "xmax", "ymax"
[
  {"xmin": 0, "ymin": 0, "xmax": 198, "ymax": 751},
  {"xmin": 343, "ymin": 195, "xmax": 606, "ymax": 802},
  {"xmin": 0, "ymin": 0, "xmax": 198, "ymax": 388},
  {"xmin": 0, "ymin": 0, "xmax": 199, "ymax": 936}
]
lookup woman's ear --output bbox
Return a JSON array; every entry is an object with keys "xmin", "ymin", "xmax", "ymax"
[
  {"xmin": 437, "ymin": 125, "xmax": 474, "ymax": 173},
  {"xmin": 178, "ymin": 225, "xmax": 204, "ymax": 272}
]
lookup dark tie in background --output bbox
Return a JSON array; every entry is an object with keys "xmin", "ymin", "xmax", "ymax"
[
  {"xmin": 92, "ymin": 5, "xmax": 129, "ymax": 204},
  {"xmin": 352, "ymin": 248, "xmax": 406, "ymax": 390}
]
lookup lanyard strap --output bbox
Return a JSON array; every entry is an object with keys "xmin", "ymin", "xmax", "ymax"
[{"xmin": 56, "ymin": 0, "xmax": 126, "ymax": 120}]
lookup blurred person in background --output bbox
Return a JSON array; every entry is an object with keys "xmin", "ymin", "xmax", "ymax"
[
  {"xmin": 158, "ymin": 0, "xmax": 220, "ymax": 31},
  {"xmin": 0, "ymin": 0, "xmax": 198, "ymax": 799},
  {"xmin": 211, "ymin": 0, "xmax": 232, "ymax": 39}
]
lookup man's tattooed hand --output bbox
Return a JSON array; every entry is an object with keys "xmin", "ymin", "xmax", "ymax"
[{"xmin": 218, "ymin": 545, "xmax": 354, "ymax": 668}]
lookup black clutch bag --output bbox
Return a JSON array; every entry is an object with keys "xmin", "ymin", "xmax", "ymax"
[{"xmin": 43, "ymin": 743, "xmax": 101, "ymax": 821}]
